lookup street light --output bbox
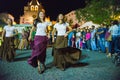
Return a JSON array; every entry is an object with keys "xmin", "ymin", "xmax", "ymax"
[{"xmin": 118, "ymin": 15, "xmax": 120, "ymax": 22}]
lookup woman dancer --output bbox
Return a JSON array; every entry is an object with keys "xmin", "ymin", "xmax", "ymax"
[
  {"xmin": 0, "ymin": 18, "xmax": 17, "ymax": 62},
  {"xmin": 52, "ymin": 14, "xmax": 81, "ymax": 70},
  {"xmin": 28, "ymin": 10, "xmax": 51, "ymax": 74}
]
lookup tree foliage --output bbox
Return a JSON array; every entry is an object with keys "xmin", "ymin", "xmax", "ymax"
[{"xmin": 75, "ymin": 0, "xmax": 119, "ymax": 24}]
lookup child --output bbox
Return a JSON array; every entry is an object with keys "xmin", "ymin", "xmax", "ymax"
[{"xmin": 71, "ymin": 34, "xmax": 76, "ymax": 48}]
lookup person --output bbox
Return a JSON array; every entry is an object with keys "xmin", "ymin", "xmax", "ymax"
[
  {"xmin": 105, "ymin": 25, "xmax": 111, "ymax": 57},
  {"xmin": 85, "ymin": 29, "xmax": 91, "ymax": 51},
  {"xmin": 14, "ymin": 29, "xmax": 20, "ymax": 50},
  {"xmin": 68, "ymin": 31, "xmax": 75, "ymax": 47},
  {"xmin": 96, "ymin": 25, "xmax": 106, "ymax": 53},
  {"xmin": 107, "ymin": 20, "xmax": 119, "ymax": 57},
  {"xmin": 75, "ymin": 28, "xmax": 81, "ymax": 49},
  {"xmin": 28, "ymin": 10, "xmax": 51, "ymax": 74},
  {"xmin": 18, "ymin": 29, "xmax": 28, "ymax": 50},
  {"xmin": 71, "ymin": 33, "xmax": 76, "ymax": 48},
  {"xmin": 90, "ymin": 25, "xmax": 97, "ymax": 51},
  {"xmin": 52, "ymin": 14, "xmax": 81, "ymax": 71},
  {"xmin": 0, "ymin": 18, "xmax": 17, "ymax": 62},
  {"xmin": 29, "ymin": 28, "xmax": 36, "ymax": 49},
  {"xmin": 82, "ymin": 30, "xmax": 87, "ymax": 49},
  {"xmin": 26, "ymin": 27, "xmax": 31, "ymax": 49}
]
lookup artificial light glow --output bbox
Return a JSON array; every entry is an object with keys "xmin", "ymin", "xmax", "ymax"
[
  {"xmin": 0, "ymin": 27, "xmax": 2, "ymax": 32},
  {"xmin": 45, "ymin": 17, "xmax": 50, "ymax": 22},
  {"xmin": 52, "ymin": 21, "xmax": 56, "ymax": 25},
  {"xmin": 13, "ymin": 22, "xmax": 16, "ymax": 25},
  {"xmin": 119, "ymin": 16, "xmax": 120, "ymax": 19}
]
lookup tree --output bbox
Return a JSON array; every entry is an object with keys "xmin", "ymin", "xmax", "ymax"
[{"xmin": 75, "ymin": 0, "xmax": 118, "ymax": 24}]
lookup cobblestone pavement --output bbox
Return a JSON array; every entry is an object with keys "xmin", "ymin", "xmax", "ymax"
[{"xmin": 0, "ymin": 48, "xmax": 120, "ymax": 80}]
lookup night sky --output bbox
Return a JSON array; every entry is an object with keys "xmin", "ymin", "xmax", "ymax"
[{"xmin": 0, "ymin": 0, "xmax": 86, "ymax": 21}]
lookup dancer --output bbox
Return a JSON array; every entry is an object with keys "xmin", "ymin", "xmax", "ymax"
[
  {"xmin": 18, "ymin": 29, "xmax": 28, "ymax": 50},
  {"xmin": 0, "ymin": 18, "xmax": 17, "ymax": 62},
  {"xmin": 52, "ymin": 14, "xmax": 81, "ymax": 70},
  {"xmin": 28, "ymin": 10, "xmax": 51, "ymax": 74}
]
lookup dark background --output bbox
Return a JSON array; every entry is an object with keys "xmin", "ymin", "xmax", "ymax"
[{"xmin": 0, "ymin": 0, "xmax": 86, "ymax": 21}]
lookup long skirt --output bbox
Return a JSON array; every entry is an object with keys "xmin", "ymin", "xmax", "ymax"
[
  {"xmin": 0, "ymin": 37, "xmax": 16, "ymax": 61},
  {"xmin": 53, "ymin": 36, "xmax": 81, "ymax": 70},
  {"xmin": 30, "ymin": 40, "xmax": 34, "ymax": 49},
  {"xmin": 28, "ymin": 36, "xmax": 48, "ymax": 67}
]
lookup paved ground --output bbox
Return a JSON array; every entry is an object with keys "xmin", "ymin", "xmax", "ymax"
[{"xmin": 0, "ymin": 48, "xmax": 120, "ymax": 80}]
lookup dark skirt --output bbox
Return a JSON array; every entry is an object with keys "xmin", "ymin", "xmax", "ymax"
[
  {"xmin": 53, "ymin": 36, "xmax": 81, "ymax": 70},
  {"xmin": 28, "ymin": 36, "xmax": 48, "ymax": 67},
  {"xmin": 0, "ymin": 37, "xmax": 16, "ymax": 61},
  {"xmin": 30, "ymin": 40, "xmax": 34, "ymax": 49}
]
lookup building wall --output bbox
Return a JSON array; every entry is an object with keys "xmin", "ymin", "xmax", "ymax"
[
  {"xmin": 20, "ymin": 11, "xmax": 37, "ymax": 24},
  {"xmin": 65, "ymin": 11, "xmax": 79, "ymax": 25},
  {"xmin": 20, "ymin": 0, "xmax": 43, "ymax": 24}
]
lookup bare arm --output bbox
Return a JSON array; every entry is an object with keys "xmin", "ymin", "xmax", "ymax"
[
  {"xmin": 1, "ymin": 29, "xmax": 5, "ymax": 42},
  {"xmin": 46, "ymin": 27, "xmax": 50, "ymax": 38},
  {"xmin": 52, "ymin": 28, "xmax": 56, "ymax": 43},
  {"xmin": 66, "ymin": 26, "xmax": 72, "ymax": 34},
  {"xmin": 64, "ymin": 26, "xmax": 72, "ymax": 37}
]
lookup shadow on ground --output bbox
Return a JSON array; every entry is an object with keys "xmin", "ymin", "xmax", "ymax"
[
  {"xmin": 70, "ymin": 62, "xmax": 89, "ymax": 68},
  {"xmin": 45, "ymin": 62, "xmax": 89, "ymax": 71},
  {"xmin": 0, "ymin": 73, "xmax": 10, "ymax": 80},
  {"xmin": 13, "ymin": 55, "xmax": 30, "ymax": 62}
]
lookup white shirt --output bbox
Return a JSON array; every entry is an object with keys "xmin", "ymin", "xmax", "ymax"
[
  {"xmin": 54, "ymin": 23, "xmax": 69, "ymax": 36},
  {"xmin": 35, "ymin": 22, "xmax": 51, "ymax": 36},
  {"xmin": 91, "ymin": 29, "xmax": 96, "ymax": 39},
  {"xmin": 4, "ymin": 25, "xmax": 15, "ymax": 37},
  {"xmin": 109, "ymin": 25, "xmax": 119, "ymax": 36},
  {"xmin": 76, "ymin": 32, "xmax": 81, "ymax": 37},
  {"xmin": 76, "ymin": 32, "xmax": 81, "ymax": 41}
]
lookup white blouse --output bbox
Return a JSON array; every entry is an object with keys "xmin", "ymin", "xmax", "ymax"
[
  {"xmin": 54, "ymin": 23, "xmax": 69, "ymax": 36},
  {"xmin": 35, "ymin": 22, "xmax": 51, "ymax": 36},
  {"xmin": 4, "ymin": 25, "xmax": 15, "ymax": 37}
]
